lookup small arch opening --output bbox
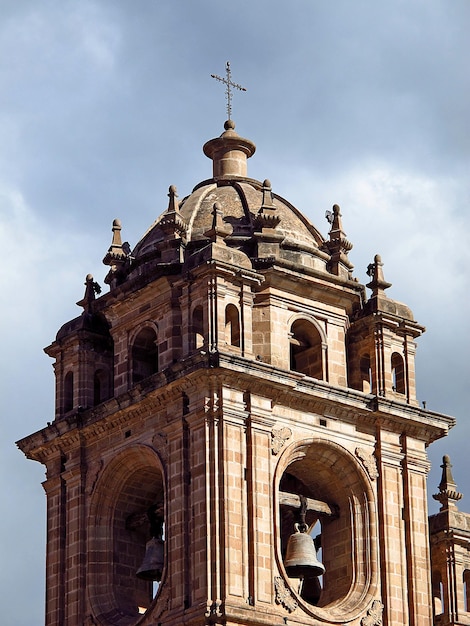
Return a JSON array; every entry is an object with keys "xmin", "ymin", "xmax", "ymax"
[
  {"xmin": 360, "ymin": 354, "xmax": 372, "ymax": 393},
  {"xmin": 432, "ymin": 570, "xmax": 444, "ymax": 616},
  {"xmin": 131, "ymin": 327, "xmax": 158, "ymax": 384},
  {"xmin": 64, "ymin": 371, "xmax": 74, "ymax": 412},
  {"xmin": 464, "ymin": 569, "xmax": 470, "ymax": 612},
  {"xmin": 93, "ymin": 368, "xmax": 112, "ymax": 406},
  {"xmin": 290, "ymin": 319, "xmax": 323, "ymax": 379},
  {"xmin": 225, "ymin": 304, "xmax": 240, "ymax": 347},
  {"xmin": 192, "ymin": 306, "xmax": 204, "ymax": 350},
  {"xmin": 391, "ymin": 352, "xmax": 405, "ymax": 394}
]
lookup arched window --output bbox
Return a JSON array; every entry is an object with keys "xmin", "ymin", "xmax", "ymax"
[
  {"xmin": 131, "ymin": 327, "xmax": 158, "ymax": 384},
  {"xmin": 93, "ymin": 368, "xmax": 112, "ymax": 406},
  {"xmin": 290, "ymin": 319, "xmax": 323, "ymax": 379},
  {"xmin": 432, "ymin": 570, "xmax": 444, "ymax": 616},
  {"xmin": 225, "ymin": 304, "xmax": 240, "ymax": 347},
  {"xmin": 360, "ymin": 354, "xmax": 372, "ymax": 393},
  {"xmin": 464, "ymin": 569, "xmax": 470, "ymax": 611},
  {"xmin": 391, "ymin": 352, "xmax": 405, "ymax": 394},
  {"xmin": 64, "ymin": 371, "xmax": 74, "ymax": 412},
  {"xmin": 192, "ymin": 306, "xmax": 204, "ymax": 350}
]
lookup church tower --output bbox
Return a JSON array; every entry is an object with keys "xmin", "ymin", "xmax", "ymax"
[
  {"xmin": 429, "ymin": 456, "xmax": 470, "ymax": 624},
  {"xmin": 18, "ymin": 119, "xmax": 455, "ymax": 626}
]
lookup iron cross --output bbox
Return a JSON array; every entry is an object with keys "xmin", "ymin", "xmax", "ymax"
[{"xmin": 211, "ymin": 61, "xmax": 246, "ymax": 120}]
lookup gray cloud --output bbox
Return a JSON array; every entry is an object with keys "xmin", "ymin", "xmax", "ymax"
[{"xmin": 1, "ymin": 1, "xmax": 469, "ymax": 623}]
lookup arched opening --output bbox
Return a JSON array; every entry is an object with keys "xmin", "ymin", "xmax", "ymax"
[
  {"xmin": 432, "ymin": 570, "xmax": 444, "ymax": 616},
  {"xmin": 225, "ymin": 304, "xmax": 240, "ymax": 347},
  {"xmin": 64, "ymin": 371, "xmax": 74, "ymax": 412},
  {"xmin": 277, "ymin": 440, "xmax": 376, "ymax": 617},
  {"xmin": 391, "ymin": 352, "xmax": 405, "ymax": 394},
  {"xmin": 290, "ymin": 319, "xmax": 324, "ymax": 379},
  {"xmin": 360, "ymin": 354, "xmax": 372, "ymax": 393},
  {"xmin": 464, "ymin": 569, "xmax": 470, "ymax": 611},
  {"xmin": 131, "ymin": 327, "xmax": 158, "ymax": 384},
  {"xmin": 93, "ymin": 368, "xmax": 112, "ymax": 406},
  {"xmin": 89, "ymin": 448, "xmax": 165, "ymax": 624},
  {"xmin": 192, "ymin": 306, "xmax": 204, "ymax": 350}
]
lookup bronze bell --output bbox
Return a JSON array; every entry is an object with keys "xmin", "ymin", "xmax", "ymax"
[
  {"xmin": 284, "ymin": 523, "xmax": 326, "ymax": 578},
  {"xmin": 136, "ymin": 536, "xmax": 164, "ymax": 581},
  {"xmin": 136, "ymin": 505, "xmax": 165, "ymax": 581}
]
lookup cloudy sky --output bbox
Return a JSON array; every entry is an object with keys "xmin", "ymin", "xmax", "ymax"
[{"xmin": 1, "ymin": 1, "xmax": 469, "ymax": 623}]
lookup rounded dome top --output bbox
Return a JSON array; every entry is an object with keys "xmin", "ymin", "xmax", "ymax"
[{"xmin": 131, "ymin": 122, "xmax": 328, "ymax": 270}]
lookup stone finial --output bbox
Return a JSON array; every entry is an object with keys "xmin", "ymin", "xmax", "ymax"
[
  {"xmin": 203, "ymin": 202, "xmax": 233, "ymax": 243},
  {"xmin": 103, "ymin": 219, "xmax": 131, "ymax": 287},
  {"xmin": 255, "ymin": 179, "xmax": 281, "ymax": 230},
  {"xmin": 103, "ymin": 219, "xmax": 130, "ymax": 267},
  {"xmin": 433, "ymin": 454, "xmax": 463, "ymax": 512},
  {"xmin": 366, "ymin": 254, "xmax": 392, "ymax": 296},
  {"xmin": 76, "ymin": 274, "xmax": 101, "ymax": 312},
  {"xmin": 159, "ymin": 185, "xmax": 187, "ymax": 238},
  {"xmin": 324, "ymin": 204, "xmax": 353, "ymax": 277}
]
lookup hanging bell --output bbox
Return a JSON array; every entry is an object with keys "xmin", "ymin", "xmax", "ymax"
[
  {"xmin": 136, "ymin": 536, "xmax": 164, "ymax": 581},
  {"xmin": 284, "ymin": 523, "xmax": 325, "ymax": 578}
]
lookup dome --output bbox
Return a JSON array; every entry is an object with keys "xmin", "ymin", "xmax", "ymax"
[{"xmin": 130, "ymin": 121, "xmax": 331, "ymax": 273}]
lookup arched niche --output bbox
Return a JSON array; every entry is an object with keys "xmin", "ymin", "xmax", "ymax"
[
  {"xmin": 274, "ymin": 439, "xmax": 378, "ymax": 622},
  {"xmin": 130, "ymin": 325, "xmax": 159, "ymax": 384},
  {"xmin": 88, "ymin": 446, "xmax": 166, "ymax": 625},
  {"xmin": 289, "ymin": 317, "xmax": 325, "ymax": 380}
]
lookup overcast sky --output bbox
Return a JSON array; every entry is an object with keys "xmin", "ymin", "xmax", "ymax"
[{"xmin": 1, "ymin": 1, "xmax": 469, "ymax": 624}]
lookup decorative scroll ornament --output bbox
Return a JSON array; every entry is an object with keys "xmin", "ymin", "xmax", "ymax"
[
  {"xmin": 361, "ymin": 599, "xmax": 384, "ymax": 626},
  {"xmin": 271, "ymin": 427, "xmax": 292, "ymax": 455},
  {"xmin": 205, "ymin": 599, "xmax": 223, "ymax": 623},
  {"xmin": 356, "ymin": 447, "xmax": 379, "ymax": 480},
  {"xmin": 274, "ymin": 576, "xmax": 298, "ymax": 613}
]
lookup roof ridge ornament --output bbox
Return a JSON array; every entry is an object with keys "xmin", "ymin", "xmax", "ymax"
[
  {"xmin": 159, "ymin": 185, "xmax": 187, "ymax": 237},
  {"xmin": 366, "ymin": 254, "xmax": 392, "ymax": 296},
  {"xmin": 324, "ymin": 204, "xmax": 354, "ymax": 278},
  {"xmin": 433, "ymin": 454, "xmax": 463, "ymax": 511},
  {"xmin": 256, "ymin": 179, "xmax": 281, "ymax": 230},
  {"xmin": 211, "ymin": 61, "xmax": 246, "ymax": 121}
]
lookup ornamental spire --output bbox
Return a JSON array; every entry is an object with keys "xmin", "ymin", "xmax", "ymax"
[{"xmin": 433, "ymin": 455, "xmax": 463, "ymax": 512}]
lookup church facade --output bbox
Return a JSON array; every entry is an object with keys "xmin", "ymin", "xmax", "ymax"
[{"xmin": 17, "ymin": 120, "xmax": 466, "ymax": 625}]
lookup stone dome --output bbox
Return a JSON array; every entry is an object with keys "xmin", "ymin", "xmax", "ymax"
[{"xmin": 131, "ymin": 121, "xmax": 331, "ymax": 273}]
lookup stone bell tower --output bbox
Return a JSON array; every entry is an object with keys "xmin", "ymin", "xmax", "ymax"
[
  {"xmin": 18, "ymin": 119, "xmax": 455, "ymax": 626},
  {"xmin": 429, "ymin": 456, "xmax": 470, "ymax": 625}
]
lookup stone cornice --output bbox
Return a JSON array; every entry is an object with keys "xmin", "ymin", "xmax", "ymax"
[{"xmin": 17, "ymin": 350, "xmax": 454, "ymax": 465}]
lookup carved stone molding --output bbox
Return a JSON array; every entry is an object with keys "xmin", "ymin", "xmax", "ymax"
[
  {"xmin": 271, "ymin": 427, "xmax": 292, "ymax": 455},
  {"xmin": 361, "ymin": 599, "xmax": 384, "ymax": 625},
  {"xmin": 152, "ymin": 432, "xmax": 168, "ymax": 463},
  {"xmin": 356, "ymin": 447, "xmax": 379, "ymax": 480},
  {"xmin": 274, "ymin": 576, "xmax": 297, "ymax": 613},
  {"xmin": 205, "ymin": 599, "xmax": 223, "ymax": 623},
  {"xmin": 152, "ymin": 582, "xmax": 170, "ymax": 619},
  {"xmin": 86, "ymin": 459, "xmax": 103, "ymax": 495}
]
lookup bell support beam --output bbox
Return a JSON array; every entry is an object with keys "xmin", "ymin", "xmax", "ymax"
[{"xmin": 279, "ymin": 491, "xmax": 338, "ymax": 518}]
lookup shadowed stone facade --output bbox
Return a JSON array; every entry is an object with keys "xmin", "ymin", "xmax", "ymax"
[{"xmin": 17, "ymin": 120, "xmax": 462, "ymax": 625}]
